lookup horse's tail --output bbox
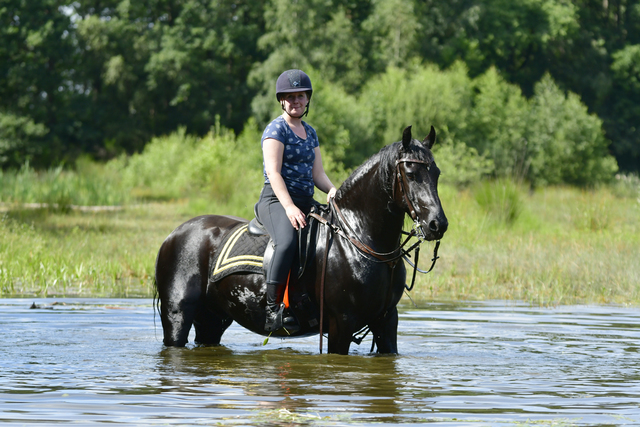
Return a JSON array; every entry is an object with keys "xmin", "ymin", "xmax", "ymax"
[
  {"xmin": 152, "ymin": 276, "xmax": 161, "ymax": 339},
  {"xmin": 153, "ymin": 277, "xmax": 160, "ymax": 316},
  {"xmin": 152, "ymin": 244, "xmax": 163, "ymax": 338}
]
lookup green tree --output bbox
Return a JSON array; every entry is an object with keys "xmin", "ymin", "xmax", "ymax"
[
  {"xmin": 416, "ymin": 0, "xmax": 579, "ymax": 94},
  {"xmin": 362, "ymin": 0, "xmax": 421, "ymax": 71},
  {"xmin": 249, "ymin": 0, "xmax": 366, "ymax": 124},
  {"xmin": 0, "ymin": 0, "xmax": 77, "ymax": 167},
  {"xmin": 526, "ymin": 74, "xmax": 618, "ymax": 186},
  {"xmin": 359, "ymin": 62, "xmax": 473, "ymax": 149},
  {"xmin": 466, "ymin": 67, "xmax": 529, "ymax": 178},
  {"xmin": 607, "ymin": 44, "xmax": 640, "ymax": 171},
  {"xmin": 545, "ymin": 0, "xmax": 640, "ymax": 172},
  {"xmin": 74, "ymin": 0, "xmax": 266, "ymax": 155}
]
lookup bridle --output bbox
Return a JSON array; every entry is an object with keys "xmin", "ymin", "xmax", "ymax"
[{"xmin": 393, "ymin": 158, "xmax": 432, "ymax": 236}]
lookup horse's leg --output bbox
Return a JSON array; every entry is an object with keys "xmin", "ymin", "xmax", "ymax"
[
  {"xmin": 193, "ymin": 303, "xmax": 233, "ymax": 345},
  {"xmin": 369, "ymin": 307, "xmax": 399, "ymax": 354},
  {"xmin": 158, "ymin": 275, "xmax": 201, "ymax": 347},
  {"xmin": 327, "ymin": 316, "xmax": 353, "ymax": 355}
]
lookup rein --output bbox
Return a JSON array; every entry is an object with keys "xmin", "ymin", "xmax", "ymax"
[
  {"xmin": 320, "ymin": 157, "xmax": 434, "ymax": 264},
  {"xmin": 329, "ymin": 199, "xmax": 417, "ymax": 265}
]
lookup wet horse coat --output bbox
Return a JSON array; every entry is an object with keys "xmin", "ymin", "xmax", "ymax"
[{"xmin": 154, "ymin": 126, "xmax": 448, "ymax": 354}]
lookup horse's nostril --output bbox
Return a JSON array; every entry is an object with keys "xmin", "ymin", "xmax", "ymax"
[{"xmin": 429, "ymin": 220, "xmax": 439, "ymax": 232}]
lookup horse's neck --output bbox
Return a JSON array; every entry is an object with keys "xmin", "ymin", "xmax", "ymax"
[{"xmin": 335, "ymin": 167, "xmax": 405, "ymax": 251}]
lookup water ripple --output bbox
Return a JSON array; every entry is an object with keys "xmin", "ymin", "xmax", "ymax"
[{"xmin": 0, "ymin": 299, "xmax": 639, "ymax": 426}]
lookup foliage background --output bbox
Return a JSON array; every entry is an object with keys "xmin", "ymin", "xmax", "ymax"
[{"xmin": 1, "ymin": 0, "xmax": 638, "ymax": 184}]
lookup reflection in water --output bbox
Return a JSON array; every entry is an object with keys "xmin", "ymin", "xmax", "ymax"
[
  {"xmin": 0, "ymin": 299, "xmax": 639, "ymax": 425},
  {"xmin": 157, "ymin": 346, "xmax": 405, "ymax": 417}
]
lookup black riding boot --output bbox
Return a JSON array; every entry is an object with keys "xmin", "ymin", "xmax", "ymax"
[{"xmin": 265, "ymin": 283, "xmax": 297, "ymax": 332}]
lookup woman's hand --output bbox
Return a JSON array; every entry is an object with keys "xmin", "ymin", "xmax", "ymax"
[
  {"xmin": 285, "ymin": 204, "xmax": 307, "ymax": 230},
  {"xmin": 326, "ymin": 187, "xmax": 337, "ymax": 203}
]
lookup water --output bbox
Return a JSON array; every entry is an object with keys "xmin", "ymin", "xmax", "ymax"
[{"xmin": 1, "ymin": 299, "xmax": 639, "ymax": 426}]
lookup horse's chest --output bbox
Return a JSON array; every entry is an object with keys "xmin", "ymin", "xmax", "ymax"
[{"xmin": 339, "ymin": 261, "xmax": 403, "ymax": 300}]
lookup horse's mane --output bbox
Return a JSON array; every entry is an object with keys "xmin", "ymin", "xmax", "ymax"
[{"xmin": 337, "ymin": 139, "xmax": 434, "ymax": 197}]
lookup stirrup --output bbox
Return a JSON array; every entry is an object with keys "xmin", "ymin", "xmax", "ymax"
[
  {"xmin": 265, "ymin": 303, "xmax": 285, "ymax": 332},
  {"xmin": 265, "ymin": 303, "xmax": 299, "ymax": 332}
]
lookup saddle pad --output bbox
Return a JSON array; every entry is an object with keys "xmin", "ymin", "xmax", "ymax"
[{"xmin": 211, "ymin": 224, "xmax": 269, "ymax": 282}]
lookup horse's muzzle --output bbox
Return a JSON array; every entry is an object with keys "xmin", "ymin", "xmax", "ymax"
[{"xmin": 425, "ymin": 214, "xmax": 448, "ymax": 240}]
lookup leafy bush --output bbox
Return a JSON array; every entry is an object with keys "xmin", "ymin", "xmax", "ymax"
[
  {"xmin": 113, "ymin": 119, "xmax": 266, "ymax": 211},
  {"xmin": 358, "ymin": 64, "xmax": 618, "ymax": 187},
  {"xmin": 359, "ymin": 62, "xmax": 472, "ymax": 151},
  {"xmin": 525, "ymin": 75, "xmax": 618, "ymax": 187},
  {"xmin": 307, "ymin": 73, "xmax": 375, "ymax": 168},
  {"xmin": 466, "ymin": 68, "xmax": 529, "ymax": 179},
  {"xmin": 0, "ymin": 112, "xmax": 49, "ymax": 168},
  {"xmin": 177, "ymin": 121, "xmax": 264, "ymax": 204},
  {"xmin": 120, "ymin": 127, "xmax": 199, "ymax": 200},
  {"xmin": 432, "ymin": 141, "xmax": 494, "ymax": 188}
]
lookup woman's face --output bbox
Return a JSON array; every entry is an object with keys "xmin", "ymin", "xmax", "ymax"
[{"xmin": 281, "ymin": 91, "xmax": 308, "ymax": 116}]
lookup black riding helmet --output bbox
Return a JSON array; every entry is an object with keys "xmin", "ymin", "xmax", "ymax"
[{"xmin": 275, "ymin": 69, "xmax": 312, "ymax": 118}]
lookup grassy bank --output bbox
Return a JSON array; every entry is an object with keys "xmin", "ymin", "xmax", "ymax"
[
  {"xmin": 1, "ymin": 184, "xmax": 638, "ymax": 305},
  {"xmin": 415, "ymin": 183, "xmax": 640, "ymax": 305}
]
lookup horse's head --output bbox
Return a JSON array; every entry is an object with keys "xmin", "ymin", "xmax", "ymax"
[{"xmin": 392, "ymin": 125, "xmax": 448, "ymax": 241}]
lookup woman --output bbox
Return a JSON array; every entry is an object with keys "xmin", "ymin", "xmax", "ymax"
[{"xmin": 255, "ymin": 69, "xmax": 337, "ymax": 332}]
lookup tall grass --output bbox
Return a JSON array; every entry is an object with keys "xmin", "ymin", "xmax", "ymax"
[
  {"xmin": 472, "ymin": 178, "xmax": 524, "ymax": 225},
  {"xmin": 413, "ymin": 183, "xmax": 640, "ymax": 306},
  {"xmin": 0, "ymin": 160, "xmax": 130, "ymax": 208},
  {"xmin": 0, "ymin": 204, "xmax": 185, "ymax": 297},
  {"xmin": 1, "ymin": 182, "xmax": 638, "ymax": 304}
]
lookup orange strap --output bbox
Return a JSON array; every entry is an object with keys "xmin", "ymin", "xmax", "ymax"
[{"xmin": 283, "ymin": 270, "xmax": 291, "ymax": 308}]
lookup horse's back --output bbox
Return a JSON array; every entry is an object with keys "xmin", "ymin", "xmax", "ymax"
[
  {"xmin": 157, "ymin": 214, "xmax": 247, "ymax": 274},
  {"xmin": 165, "ymin": 214, "xmax": 247, "ymax": 238}
]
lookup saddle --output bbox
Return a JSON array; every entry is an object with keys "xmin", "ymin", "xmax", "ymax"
[
  {"xmin": 210, "ymin": 204, "xmax": 329, "ymax": 328},
  {"xmin": 211, "ymin": 204, "xmax": 323, "ymax": 281}
]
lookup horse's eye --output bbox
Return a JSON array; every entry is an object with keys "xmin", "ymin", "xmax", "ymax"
[
  {"xmin": 405, "ymin": 165, "xmax": 416, "ymax": 179},
  {"xmin": 404, "ymin": 162, "xmax": 417, "ymax": 177}
]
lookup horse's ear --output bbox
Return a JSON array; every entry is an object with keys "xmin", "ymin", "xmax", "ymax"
[
  {"xmin": 422, "ymin": 126, "xmax": 436, "ymax": 149},
  {"xmin": 402, "ymin": 126, "xmax": 412, "ymax": 150}
]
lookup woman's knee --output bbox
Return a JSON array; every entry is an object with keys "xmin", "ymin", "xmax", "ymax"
[{"xmin": 274, "ymin": 230, "xmax": 297, "ymax": 253}]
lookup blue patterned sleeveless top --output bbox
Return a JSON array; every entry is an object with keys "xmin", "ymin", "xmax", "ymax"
[{"xmin": 261, "ymin": 116, "xmax": 319, "ymax": 197}]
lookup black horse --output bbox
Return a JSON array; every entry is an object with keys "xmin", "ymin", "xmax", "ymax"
[{"xmin": 154, "ymin": 126, "xmax": 447, "ymax": 355}]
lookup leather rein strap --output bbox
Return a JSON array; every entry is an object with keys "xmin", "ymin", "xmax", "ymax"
[
  {"xmin": 317, "ymin": 209, "xmax": 332, "ymax": 354},
  {"xmin": 329, "ymin": 200, "xmax": 417, "ymax": 264},
  {"xmin": 308, "ymin": 157, "xmax": 435, "ymax": 266}
]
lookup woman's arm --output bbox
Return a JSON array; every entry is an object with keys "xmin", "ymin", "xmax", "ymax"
[
  {"xmin": 312, "ymin": 147, "xmax": 337, "ymax": 202},
  {"xmin": 263, "ymin": 137, "xmax": 307, "ymax": 230}
]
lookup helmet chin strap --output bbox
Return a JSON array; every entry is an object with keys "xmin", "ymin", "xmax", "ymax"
[{"xmin": 281, "ymin": 101, "xmax": 310, "ymax": 119}]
